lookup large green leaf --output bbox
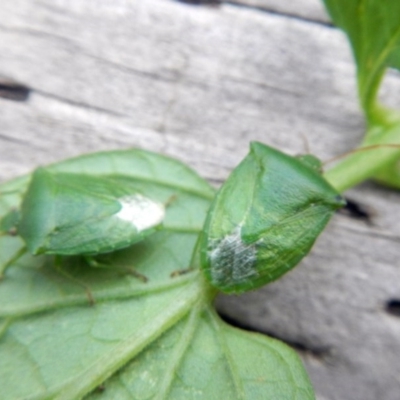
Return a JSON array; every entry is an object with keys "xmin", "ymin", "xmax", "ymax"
[
  {"xmin": 84, "ymin": 307, "xmax": 313, "ymax": 400},
  {"xmin": 0, "ymin": 149, "xmax": 314, "ymax": 399},
  {"xmin": 322, "ymin": 0, "xmax": 400, "ymax": 120}
]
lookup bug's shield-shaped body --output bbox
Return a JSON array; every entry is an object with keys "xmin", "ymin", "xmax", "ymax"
[
  {"xmin": 18, "ymin": 168, "xmax": 165, "ymax": 256},
  {"xmin": 200, "ymin": 142, "xmax": 345, "ymax": 293}
]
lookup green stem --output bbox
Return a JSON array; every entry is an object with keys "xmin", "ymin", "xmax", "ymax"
[
  {"xmin": 358, "ymin": 68, "xmax": 384, "ymax": 125},
  {"xmin": 324, "ymin": 122, "xmax": 400, "ymax": 192}
]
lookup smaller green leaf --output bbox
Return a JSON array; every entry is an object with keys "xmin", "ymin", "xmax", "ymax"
[
  {"xmin": 0, "ymin": 147, "xmax": 315, "ymax": 400},
  {"xmin": 18, "ymin": 168, "xmax": 165, "ymax": 256},
  {"xmin": 322, "ymin": 0, "xmax": 400, "ymax": 120},
  {"xmin": 200, "ymin": 142, "xmax": 344, "ymax": 293}
]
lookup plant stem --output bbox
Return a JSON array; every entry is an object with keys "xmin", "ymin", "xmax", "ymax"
[{"xmin": 324, "ymin": 122, "xmax": 400, "ymax": 192}]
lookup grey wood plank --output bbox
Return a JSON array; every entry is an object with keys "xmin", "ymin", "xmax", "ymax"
[
  {"xmin": 0, "ymin": 1, "xmax": 400, "ymax": 399},
  {"xmin": 0, "ymin": 0, "xmax": 365, "ymax": 185}
]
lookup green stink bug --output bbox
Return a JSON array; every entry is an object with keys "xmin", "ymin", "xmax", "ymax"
[
  {"xmin": 200, "ymin": 142, "xmax": 345, "ymax": 294},
  {"xmin": 17, "ymin": 167, "xmax": 165, "ymax": 256}
]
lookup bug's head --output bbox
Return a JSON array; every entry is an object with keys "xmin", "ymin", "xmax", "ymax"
[{"xmin": 296, "ymin": 154, "xmax": 323, "ymax": 174}]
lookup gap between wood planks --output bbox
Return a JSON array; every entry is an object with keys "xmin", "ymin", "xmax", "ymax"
[{"xmin": 174, "ymin": 0, "xmax": 333, "ymax": 28}]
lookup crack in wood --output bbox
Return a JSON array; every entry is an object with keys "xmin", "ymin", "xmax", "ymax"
[
  {"xmin": 175, "ymin": 0, "xmax": 221, "ymax": 5},
  {"xmin": 225, "ymin": 1, "xmax": 333, "ymax": 27},
  {"xmin": 386, "ymin": 300, "xmax": 400, "ymax": 317},
  {"xmin": 338, "ymin": 197, "xmax": 374, "ymax": 224},
  {"xmin": 33, "ymin": 89, "xmax": 129, "ymax": 119},
  {"xmin": 173, "ymin": 0, "xmax": 332, "ymax": 27},
  {"xmin": 0, "ymin": 81, "xmax": 30, "ymax": 102},
  {"xmin": 218, "ymin": 311, "xmax": 331, "ymax": 358}
]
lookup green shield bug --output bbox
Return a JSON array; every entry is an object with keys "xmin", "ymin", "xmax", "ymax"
[
  {"xmin": 4, "ymin": 167, "xmax": 165, "ymax": 258},
  {"xmin": 200, "ymin": 142, "xmax": 345, "ymax": 294}
]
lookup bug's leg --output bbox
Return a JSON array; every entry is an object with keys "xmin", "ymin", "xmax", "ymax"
[
  {"xmin": 164, "ymin": 194, "xmax": 178, "ymax": 208},
  {"xmin": 7, "ymin": 227, "xmax": 17, "ymax": 236},
  {"xmin": 0, "ymin": 224, "xmax": 18, "ymax": 239},
  {"xmin": 124, "ymin": 267, "xmax": 148, "ymax": 283},
  {"xmin": 170, "ymin": 267, "xmax": 195, "ymax": 278},
  {"xmin": 0, "ymin": 318, "xmax": 12, "ymax": 340},
  {"xmin": 84, "ymin": 256, "xmax": 101, "ymax": 268},
  {"xmin": 53, "ymin": 255, "xmax": 95, "ymax": 305},
  {"xmin": 0, "ymin": 245, "xmax": 27, "ymax": 280},
  {"xmin": 0, "ymin": 209, "xmax": 20, "ymax": 237},
  {"xmin": 0, "ymin": 231, "xmax": 11, "ymax": 238},
  {"xmin": 85, "ymin": 256, "xmax": 148, "ymax": 283},
  {"xmin": 114, "ymin": 265, "xmax": 148, "ymax": 282}
]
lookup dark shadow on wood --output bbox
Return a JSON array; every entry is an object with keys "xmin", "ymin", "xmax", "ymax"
[{"xmin": 0, "ymin": 80, "xmax": 30, "ymax": 102}]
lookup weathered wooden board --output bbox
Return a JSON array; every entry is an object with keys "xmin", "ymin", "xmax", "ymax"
[
  {"xmin": 1, "ymin": 1, "xmax": 400, "ymax": 399},
  {"xmin": 0, "ymin": 0, "xmax": 365, "ymax": 184}
]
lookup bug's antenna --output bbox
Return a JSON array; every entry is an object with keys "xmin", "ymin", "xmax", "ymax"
[{"xmin": 323, "ymin": 144, "xmax": 400, "ymax": 166}]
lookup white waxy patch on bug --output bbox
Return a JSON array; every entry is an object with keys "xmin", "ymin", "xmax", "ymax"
[
  {"xmin": 116, "ymin": 194, "xmax": 165, "ymax": 232},
  {"xmin": 207, "ymin": 225, "xmax": 259, "ymax": 287}
]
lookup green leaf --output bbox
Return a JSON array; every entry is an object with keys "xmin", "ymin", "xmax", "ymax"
[
  {"xmin": 322, "ymin": 0, "xmax": 400, "ymax": 121},
  {"xmin": 0, "ymin": 149, "xmax": 315, "ymax": 399}
]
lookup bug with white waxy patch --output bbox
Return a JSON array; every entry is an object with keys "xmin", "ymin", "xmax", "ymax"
[
  {"xmin": 0, "ymin": 167, "xmax": 167, "ymax": 286},
  {"xmin": 17, "ymin": 167, "xmax": 166, "ymax": 256},
  {"xmin": 200, "ymin": 142, "xmax": 346, "ymax": 293}
]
